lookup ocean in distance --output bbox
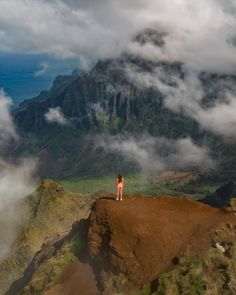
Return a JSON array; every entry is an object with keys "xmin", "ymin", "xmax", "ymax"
[{"xmin": 0, "ymin": 52, "xmax": 78, "ymax": 107}]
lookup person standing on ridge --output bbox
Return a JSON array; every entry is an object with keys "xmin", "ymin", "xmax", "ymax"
[{"xmin": 116, "ymin": 174, "xmax": 124, "ymax": 201}]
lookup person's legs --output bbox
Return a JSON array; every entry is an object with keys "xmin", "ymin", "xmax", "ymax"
[
  {"xmin": 119, "ymin": 188, "xmax": 123, "ymax": 201},
  {"xmin": 116, "ymin": 187, "xmax": 119, "ymax": 200}
]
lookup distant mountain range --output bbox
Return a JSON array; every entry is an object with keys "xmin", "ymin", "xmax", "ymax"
[{"xmin": 11, "ymin": 29, "xmax": 236, "ymax": 180}]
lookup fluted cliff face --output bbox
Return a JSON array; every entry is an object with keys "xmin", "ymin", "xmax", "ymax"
[
  {"xmin": 10, "ymin": 29, "xmax": 236, "ymax": 179},
  {"xmin": 12, "ymin": 29, "xmax": 199, "ymax": 136},
  {"xmin": 13, "ymin": 60, "xmax": 173, "ymax": 133}
]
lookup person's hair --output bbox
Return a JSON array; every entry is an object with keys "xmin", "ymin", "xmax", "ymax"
[{"xmin": 117, "ymin": 174, "xmax": 122, "ymax": 183}]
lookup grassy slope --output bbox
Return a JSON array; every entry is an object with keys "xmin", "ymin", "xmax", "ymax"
[
  {"xmin": 154, "ymin": 224, "xmax": 236, "ymax": 295},
  {"xmin": 20, "ymin": 233, "xmax": 84, "ymax": 295},
  {"xmin": 0, "ymin": 180, "xmax": 99, "ymax": 294}
]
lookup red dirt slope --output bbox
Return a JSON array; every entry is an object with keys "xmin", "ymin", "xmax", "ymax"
[
  {"xmin": 45, "ymin": 261, "xmax": 99, "ymax": 295},
  {"xmin": 46, "ymin": 195, "xmax": 235, "ymax": 295},
  {"xmin": 88, "ymin": 196, "xmax": 235, "ymax": 290}
]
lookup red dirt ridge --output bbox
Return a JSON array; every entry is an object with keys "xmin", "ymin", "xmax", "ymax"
[
  {"xmin": 46, "ymin": 195, "xmax": 236, "ymax": 295},
  {"xmin": 88, "ymin": 195, "xmax": 236, "ymax": 291}
]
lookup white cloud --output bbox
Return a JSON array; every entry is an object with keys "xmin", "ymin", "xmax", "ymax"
[
  {"xmin": 0, "ymin": 90, "xmax": 37, "ymax": 261},
  {"xmin": 0, "ymin": 0, "xmax": 135, "ymax": 62},
  {"xmin": 126, "ymin": 64, "xmax": 236, "ymax": 141},
  {"xmin": 34, "ymin": 61, "xmax": 49, "ymax": 77},
  {"xmin": 102, "ymin": 135, "xmax": 165, "ymax": 173},
  {"xmin": 170, "ymin": 137, "xmax": 214, "ymax": 169},
  {"xmin": 0, "ymin": 0, "xmax": 236, "ymax": 74},
  {"xmin": 45, "ymin": 107, "xmax": 68, "ymax": 125},
  {"xmin": 126, "ymin": 0, "xmax": 236, "ymax": 74},
  {"xmin": 195, "ymin": 95, "xmax": 236, "ymax": 140},
  {"xmin": 89, "ymin": 102, "xmax": 107, "ymax": 118},
  {"xmin": 98, "ymin": 134, "xmax": 214, "ymax": 174},
  {"xmin": 0, "ymin": 158, "xmax": 37, "ymax": 261},
  {"xmin": 0, "ymin": 89, "xmax": 18, "ymax": 148}
]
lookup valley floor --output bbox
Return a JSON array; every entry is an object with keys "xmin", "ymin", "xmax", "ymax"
[{"xmin": 59, "ymin": 173, "xmax": 221, "ymax": 200}]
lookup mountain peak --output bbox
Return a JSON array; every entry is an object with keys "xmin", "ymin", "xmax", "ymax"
[
  {"xmin": 38, "ymin": 179, "xmax": 68, "ymax": 194},
  {"xmin": 133, "ymin": 28, "xmax": 166, "ymax": 47}
]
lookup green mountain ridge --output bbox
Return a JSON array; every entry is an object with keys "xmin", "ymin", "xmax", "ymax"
[
  {"xmin": 9, "ymin": 29, "xmax": 236, "ymax": 180},
  {"xmin": 0, "ymin": 180, "xmax": 103, "ymax": 294}
]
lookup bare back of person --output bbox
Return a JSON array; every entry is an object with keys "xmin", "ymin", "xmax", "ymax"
[{"xmin": 116, "ymin": 174, "xmax": 124, "ymax": 201}]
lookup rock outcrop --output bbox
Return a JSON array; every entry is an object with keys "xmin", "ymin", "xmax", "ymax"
[
  {"xmin": 201, "ymin": 181, "xmax": 236, "ymax": 208},
  {"xmin": 88, "ymin": 196, "xmax": 236, "ymax": 294},
  {"xmin": 227, "ymin": 198, "xmax": 236, "ymax": 212}
]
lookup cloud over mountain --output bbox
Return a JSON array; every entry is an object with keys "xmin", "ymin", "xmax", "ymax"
[
  {"xmin": 98, "ymin": 134, "xmax": 215, "ymax": 174},
  {"xmin": 45, "ymin": 107, "xmax": 68, "ymax": 125},
  {"xmin": 34, "ymin": 61, "xmax": 50, "ymax": 77},
  {"xmin": 0, "ymin": 90, "xmax": 18, "ymax": 147},
  {"xmin": 0, "ymin": 0, "xmax": 236, "ymax": 74}
]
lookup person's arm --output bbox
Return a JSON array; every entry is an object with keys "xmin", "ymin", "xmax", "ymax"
[{"xmin": 122, "ymin": 178, "xmax": 125, "ymax": 186}]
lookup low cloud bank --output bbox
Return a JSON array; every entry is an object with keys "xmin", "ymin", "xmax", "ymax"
[
  {"xmin": 0, "ymin": 89, "xmax": 37, "ymax": 262},
  {"xmin": 45, "ymin": 107, "xmax": 68, "ymax": 125},
  {"xmin": 1, "ymin": 0, "xmax": 236, "ymax": 73},
  {"xmin": 98, "ymin": 134, "xmax": 215, "ymax": 174},
  {"xmin": 126, "ymin": 63, "xmax": 236, "ymax": 141},
  {"xmin": 0, "ymin": 158, "xmax": 37, "ymax": 261},
  {"xmin": 0, "ymin": 90, "xmax": 18, "ymax": 147},
  {"xmin": 34, "ymin": 61, "xmax": 50, "ymax": 77}
]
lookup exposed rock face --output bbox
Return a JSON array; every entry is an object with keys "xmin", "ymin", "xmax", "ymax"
[
  {"xmin": 44, "ymin": 262, "xmax": 99, "ymax": 295},
  {"xmin": 201, "ymin": 181, "xmax": 236, "ymax": 208},
  {"xmin": 134, "ymin": 28, "xmax": 166, "ymax": 47},
  {"xmin": 88, "ymin": 196, "xmax": 236, "ymax": 293},
  {"xmin": 228, "ymin": 198, "xmax": 236, "ymax": 212}
]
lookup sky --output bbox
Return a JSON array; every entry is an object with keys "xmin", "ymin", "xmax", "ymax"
[
  {"xmin": 0, "ymin": 0, "xmax": 236, "ymax": 104},
  {"xmin": 0, "ymin": 0, "xmax": 235, "ymax": 70}
]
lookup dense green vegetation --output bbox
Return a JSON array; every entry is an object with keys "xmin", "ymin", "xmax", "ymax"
[
  {"xmin": 0, "ymin": 180, "xmax": 99, "ymax": 294},
  {"xmin": 21, "ymin": 233, "xmax": 84, "ymax": 294},
  {"xmin": 154, "ymin": 229, "xmax": 236, "ymax": 295}
]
